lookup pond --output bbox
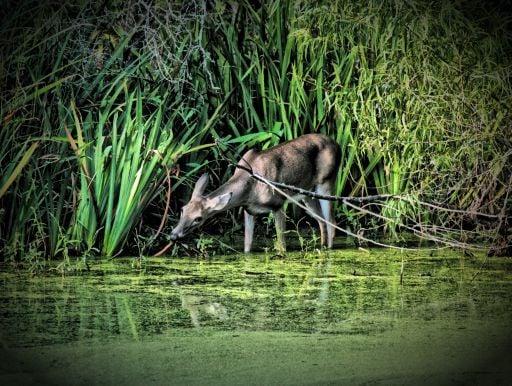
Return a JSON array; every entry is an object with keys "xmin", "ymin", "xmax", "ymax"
[{"xmin": 0, "ymin": 249, "xmax": 511, "ymax": 385}]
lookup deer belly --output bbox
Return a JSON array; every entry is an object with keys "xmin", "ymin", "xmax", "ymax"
[
  {"xmin": 245, "ymin": 197, "xmax": 284, "ymax": 215},
  {"xmin": 245, "ymin": 183, "xmax": 299, "ymax": 215},
  {"xmin": 245, "ymin": 205, "xmax": 272, "ymax": 215}
]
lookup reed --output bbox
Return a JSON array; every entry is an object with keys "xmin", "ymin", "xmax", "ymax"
[{"xmin": 1, "ymin": 0, "xmax": 510, "ymax": 260}]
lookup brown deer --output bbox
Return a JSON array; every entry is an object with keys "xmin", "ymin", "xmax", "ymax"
[{"xmin": 170, "ymin": 134, "xmax": 340, "ymax": 252}]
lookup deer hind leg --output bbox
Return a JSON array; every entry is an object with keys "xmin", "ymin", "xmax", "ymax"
[
  {"xmin": 317, "ymin": 182, "xmax": 335, "ymax": 248},
  {"xmin": 244, "ymin": 210, "xmax": 254, "ymax": 253},
  {"xmin": 273, "ymin": 209, "xmax": 286, "ymax": 253},
  {"xmin": 303, "ymin": 197, "xmax": 326, "ymax": 246}
]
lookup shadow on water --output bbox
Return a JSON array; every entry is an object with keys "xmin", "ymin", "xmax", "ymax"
[{"xmin": 0, "ymin": 249, "xmax": 511, "ymax": 384}]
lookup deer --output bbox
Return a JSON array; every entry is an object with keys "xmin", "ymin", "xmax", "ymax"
[{"xmin": 170, "ymin": 133, "xmax": 341, "ymax": 253}]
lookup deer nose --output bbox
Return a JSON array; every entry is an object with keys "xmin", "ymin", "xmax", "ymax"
[{"xmin": 170, "ymin": 228, "xmax": 183, "ymax": 240}]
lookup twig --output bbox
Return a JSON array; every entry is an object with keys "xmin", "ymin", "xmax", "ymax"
[
  {"xmin": 234, "ymin": 161, "xmax": 396, "ymax": 202},
  {"xmin": 252, "ymin": 172, "xmax": 423, "ymax": 251},
  {"xmin": 398, "ymin": 195, "xmax": 501, "ymax": 219},
  {"xmin": 342, "ymin": 199, "xmax": 486, "ymax": 250},
  {"xmin": 223, "ymin": 150, "xmax": 488, "ymax": 251},
  {"xmin": 154, "ymin": 240, "xmax": 174, "ymax": 257}
]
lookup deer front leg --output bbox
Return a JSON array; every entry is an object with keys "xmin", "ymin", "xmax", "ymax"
[
  {"xmin": 274, "ymin": 209, "xmax": 286, "ymax": 253},
  {"xmin": 244, "ymin": 210, "xmax": 254, "ymax": 253}
]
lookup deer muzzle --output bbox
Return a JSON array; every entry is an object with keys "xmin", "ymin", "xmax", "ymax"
[{"xmin": 170, "ymin": 228, "xmax": 184, "ymax": 240}]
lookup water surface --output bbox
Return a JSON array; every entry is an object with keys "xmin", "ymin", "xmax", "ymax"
[{"xmin": 0, "ymin": 249, "xmax": 511, "ymax": 385}]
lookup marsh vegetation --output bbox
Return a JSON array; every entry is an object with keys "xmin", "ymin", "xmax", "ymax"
[{"xmin": 1, "ymin": 0, "xmax": 511, "ymax": 262}]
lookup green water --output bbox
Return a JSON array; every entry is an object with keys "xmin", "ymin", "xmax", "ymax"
[{"xmin": 0, "ymin": 249, "xmax": 511, "ymax": 385}]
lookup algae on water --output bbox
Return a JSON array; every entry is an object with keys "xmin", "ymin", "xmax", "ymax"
[
  {"xmin": 1, "ymin": 249, "xmax": 511, "ymax": 347},
  {"xmin": 1, "ymin": 249, "xmax": 511, "ymax": 385}
]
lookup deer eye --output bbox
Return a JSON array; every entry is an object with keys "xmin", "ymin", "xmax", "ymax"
[{"xmin": 194, "ymin": 216, "xmax": 203, "ymax": 224}]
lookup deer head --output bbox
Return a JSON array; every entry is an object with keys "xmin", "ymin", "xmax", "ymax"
[{"xmin": 170, "ymin": 173, "xmax": 233, "ymax": 240}]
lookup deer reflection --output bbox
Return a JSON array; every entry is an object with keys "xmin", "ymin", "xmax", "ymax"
[{"xmin": 180, "ymin": 293, "xmax": 228, "ymax": 327}]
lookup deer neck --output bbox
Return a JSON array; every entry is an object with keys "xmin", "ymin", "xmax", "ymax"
[{"xmin": 206, "ymin": 175, "xmax": 252, "ymax": 210}]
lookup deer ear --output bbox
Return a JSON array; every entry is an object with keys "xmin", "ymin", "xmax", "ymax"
[
  {"xmin": 191, "ymin": 173, "xmax": 209, "ymax": 199},
  {"xmin": 205, "ymin": 192, "xmax": 233, "ymax": 211}
]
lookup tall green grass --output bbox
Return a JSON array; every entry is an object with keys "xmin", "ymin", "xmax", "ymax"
[{"xmin": 1, "ymin": 0, "xmax": 510, "ymax": 260}]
